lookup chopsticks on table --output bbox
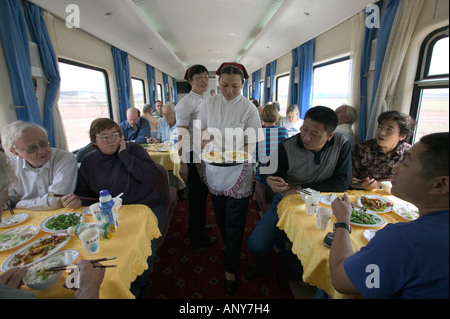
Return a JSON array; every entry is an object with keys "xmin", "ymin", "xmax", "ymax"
[
  {"xmin": 47, "ymin": 256, "xmax": 117, "ymax": 271},
  {"xmin": 6, "ymin": 203, "xmax": 15, "ymax": 215},
  {"xmin": 48, "ymin": 192, "xmax": 97, "ymax": 201},
  {"xmin": 287, "ymin": 184, "xmax": 313, "ymax": 196}
]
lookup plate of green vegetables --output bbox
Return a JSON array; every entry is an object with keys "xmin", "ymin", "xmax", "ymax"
[
  {"xmin": 349, "ymin": 208, "xmax": 385, "ymax": 228},
  {"xmin": 40, "ymin": 212, "xmax": 84, "ymax": 233}
]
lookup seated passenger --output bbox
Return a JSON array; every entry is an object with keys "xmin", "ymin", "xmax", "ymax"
[
  {"xmin": 334, "ymin": 104, "xmax": 357, "ymax": 147},
  {"xmin": 246, "ymin": 106, "xmax": 352, "ymax": 280},
  {"xmin": 253, "ymin": 104, "xmax": 289, "ymax": 214},
  {"xmin": 255, "ymin": 103, "xmax": 288, "ymax": 185},
  {"xmin": 153, "ymin": 100, "xmax": 163, "ymax": 119},
  {"xmin": 147, "ymin": 102, "xmax": 177, "ymax": 144},
  {"xmin": 351, "ymin": 110, "xmax": 415, "ymax": 190},
  {"xmin": 1, "ymin": 121, "xmax": 77, "ymax": 210},
  {"xmin": 278, "ymin": 104, "xmax": 303, "ymax": 137},
  {"xmin": 142, "ymin": 103, "xmax": 159, "ymax": 131},
  {"xmin": 119, "ymin": 107, "xmax": 151, "ymax": 144},
  {"xmin": 330, "ymin": 132, "xmax": 449, "ymax": 299},
  {"xmin": 62, "ymin": 118, "xmax": 164, "ymax": 224}
]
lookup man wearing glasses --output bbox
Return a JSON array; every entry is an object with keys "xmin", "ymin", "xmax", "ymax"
[{"xmin": 0, "ymin": 121, "xmax": 77, "ymax": 210}]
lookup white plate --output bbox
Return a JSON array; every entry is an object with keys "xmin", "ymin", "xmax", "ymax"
[
  {"xmin": 156, "ymin": 148, "xmax": 168, "ymax": 152},
  {"xmin": 223, "ymin": 150, "xmax": 250, "ymax": 163},
  {"xmin": 40, "ymin": 212, "xmax": 85, "ymax": 233},
  {"xmin": 201, "ymin": 151, "xmax": 224, "ymax": 164},
  {"xmin": 1, "ymin": 233, "xmax": 71, "ymax": 271},
  {"xmin": 0, "ymin": 225, "xmax": 40, "ymax": 252},
  {"xmin": 363, "ymin": 229, "xmax": 378, "ymax": 242},
  {"xmin": 0, "ymin": 214, "xmax": 29, "ymax": 228},
  {"xmin": 349, "ymin": 209, "xmax": 386, "ymax": 228},
  {"xmin": 392, "ymin": 203, "xmax": 419, "ymax": 221},
  {"xmin": 319, "ymin": 194, "xmax": 337, "ymax": 206},
  {"xmin": 357, "ymin": 195, "xmax": 393, "ymax": 214}
]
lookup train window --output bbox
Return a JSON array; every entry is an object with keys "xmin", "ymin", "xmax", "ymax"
[
  {"xmin": 411, "ymin": 28, "xmax": 449, "ymax": 144},
  {"xmin": 312, "ymin": 57, "xmax": 350, "ymax": 110},
  {"xmin": 276, "ymin": 74, "xmax": 290, "ymax": 115},
  {"xmin": 58, "ymin": 59, "xmax": 111, "ymax": 152},
  {"xmin": 131, "ymin": 77, "xmax": 146, "ymax": 110},
  {"xmin": 156, "ymin": 83, "xmax": 163, "ymax": 103}
]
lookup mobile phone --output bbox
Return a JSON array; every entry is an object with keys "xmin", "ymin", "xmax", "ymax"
[{"xmin": 323, "ymin": 232, "xmax": 334, "ymax": 248}]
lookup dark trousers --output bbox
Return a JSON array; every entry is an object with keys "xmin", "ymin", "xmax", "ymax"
[
  {"xmin": 210, "ymin": 194, "xmax": 249, "ymax": 274},
  {"xmin": 186, "ymin": 152, "xmax": 209, "ymax": 245}
]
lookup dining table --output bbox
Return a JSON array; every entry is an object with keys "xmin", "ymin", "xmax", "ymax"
[
  {"xmin": 145, "ymin": 145, "xmax": 182, "ymax": 181},
  {"xmin": 0, "ymin": 204, "xmax": 161, "ymax": 299},
  {"xmin": 276, "ymin": 189, "xmax": 415, "ymax": 299}
]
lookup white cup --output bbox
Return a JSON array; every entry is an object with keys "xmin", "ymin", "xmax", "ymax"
[
  {"xmin": 380, "ymin": 181, "xmax": 392, "ymax": 194},
  {"xmin": 79, "ymin": 228, "xmax": 100, "ymax": 255},
  {"xmin": 89, "ymin": 203, "xmax": 102, "ymax": 223},
  {"xmin": 305, "ymin": 195, "xmax": 320, "ymax": 215},
  {"xmin": 316, "ymin": 207, "xmax": 332, "ymax": 230}
]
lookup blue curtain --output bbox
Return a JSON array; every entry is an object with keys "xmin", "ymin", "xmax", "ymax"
[
  {"xmin": 264, "ymin": 60, "xmax": 276, "ymax": 104},
  {"xmin": 359, "ymin": 1, "xmax": 382, "ymax": 142},
  {"xmin": 243, "ymin": 79, "xmax": 248, "ymax": 98},
  {"xmin": 23, "ymin": 1, "xmax": 60, "ymax": 147},
  {"xmin": 289, "ymin": 48, "xmax": 299, "ymax": 106},
  {"xmin": 146, "ymin": 64, "xmax": 156, "ymax": 106},
  {"xmin": 0, "ymin": 0, "xmax": 43, "ymax": 125},
  {"xmin": 366, "ymin": 0, "xmax": 400, "ymax": 139},
  {"xmin": 111, "ymin": 47, "xmax": 131, "ymax": 122},
  {"xmin": 252, "ymin": 69, "xmax": 261, "ymax": 101},
  {"xmin": 163, "ymin": 73, "xmax": 169, "ymax": 102},
  {"xmin": 172, "ymin": 77, "xmax": 178, "ymax": 103},
  {"xmin": 293, "ymin": 39, "xmax": 315, "ymax": 119}
]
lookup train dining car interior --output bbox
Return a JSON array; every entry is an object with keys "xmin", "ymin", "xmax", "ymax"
[{"xmin": 0, "ymin": 0, "xmax": 448, "ymax": 303}]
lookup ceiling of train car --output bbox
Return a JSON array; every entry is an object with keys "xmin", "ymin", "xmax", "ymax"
[{"xmin": 29, "ymin": 0, "xmax": 375, "ymax": 79}]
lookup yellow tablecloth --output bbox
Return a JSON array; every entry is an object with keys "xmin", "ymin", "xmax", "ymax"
[
  {"xmin": 277, "ymin": 189, "xmax": 411, "ymax": 299},
  {"xmin": 147, "ymin": 149, "xmax": 182, "ymax": 180},
  {"xmin": 0, "ymin": 204, "xmax": 161, "ymax": 299}
]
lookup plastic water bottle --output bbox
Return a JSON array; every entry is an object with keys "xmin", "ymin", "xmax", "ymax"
[
  {"xmin": 172, "ymin": 128, "xmax": 178, "ymax": 145},
  {"xmin": 99, "ymin": 190, "xmax": 118, "ymax": 228}
]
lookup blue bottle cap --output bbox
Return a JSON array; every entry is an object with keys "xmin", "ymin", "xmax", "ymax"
[{"xmin": 99, "ymin": 189, "xmax": 110, "ymax": 197}]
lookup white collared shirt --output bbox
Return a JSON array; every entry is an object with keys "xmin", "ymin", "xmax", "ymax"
[{"xmin": 8, "ymin": 148, "xmax": 78, "ymax": 210}]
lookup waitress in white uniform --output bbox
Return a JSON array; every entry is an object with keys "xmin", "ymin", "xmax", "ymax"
[{"xmin": 197, "ymin": 62, "xmax": 264, "ymax": 296}]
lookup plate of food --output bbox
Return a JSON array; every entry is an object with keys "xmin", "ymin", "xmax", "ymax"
[
  {"xmin": 40, "ymin": 212, "xmax": 84, "ymax": 233},
  {"xmin": 349, "ymin": 208, "xmax": 386, "ymax": 228},
  {"xmin": 392, "ymin": 203, "xmax": 419, "ymax": 221},
  {"xmin": 224, "ymin": 150, "xmax": 250, "ymax": 163},
  {"xmin": 23, "ymin": 249, "xmax": 79, "ymax": 290},
  {"xmin": 0, "ymin": 214, "xmax": 29, "ymax": 228},
  {"xmin": 147, "ymin": 143, "xmax": 167, "ymax": 152},
  {"xmin": 357, "ymin": 195, "xmax": 393, "ymax": 213},
  {"xmin": 0, "ymin": 225, "xmax": 40, "ymax": 252},
  {"xmin": 201, "ymin": 150, "xmax": 224, "ymax": 164},
  {"xmin": 1, "ymin": 233, "xmax": 71, "ymax": 271}
]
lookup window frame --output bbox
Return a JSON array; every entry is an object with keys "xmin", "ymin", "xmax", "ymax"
[
  {"xmin": 131, "ymin": 76, "xmax": 147, "ymax": 108},
  {"xmin": 410, "ymin": 26, "xmax": 449, "ymax": 143},
  {"xmin": 275, "ymin": 73, "xmax": 290, "ymax": 115},
  {"xmin": 312, "ymin": 56, "xmax": 350, "ymax": 110}
]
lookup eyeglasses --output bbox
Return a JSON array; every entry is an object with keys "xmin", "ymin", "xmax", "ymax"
[
  {"xmin": 97, "ymin": 132, "xmax": 121, "ymax": 141},
  {"xmin": 19, "ymin": 140, "xmax": 50, "ymax": 154},
  {"xmin": 162, "ymin": 112, "xmax": 174, "ymax": 117}
]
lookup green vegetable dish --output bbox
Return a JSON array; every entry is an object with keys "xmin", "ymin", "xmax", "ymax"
[
  {"xmin": 46, "ymin": 213, "xmax": 82, "ymax": 230},
  {"xmin": 350, "ymin": 208, "xmax": 382, "ymax": 225}
]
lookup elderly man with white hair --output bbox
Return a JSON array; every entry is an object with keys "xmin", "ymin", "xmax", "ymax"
[
  {"xmin": 335, "ymin": 104, "xmax": 357, "ymax": 147},
  {"xmin": 1, "ymin": 121, "xmax": 77, "ymax": 210}
]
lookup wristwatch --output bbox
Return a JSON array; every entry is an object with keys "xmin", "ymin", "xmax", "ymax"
[{"xmin": 333, "ymin": 222, "xmax": 352, "ymax": 233}]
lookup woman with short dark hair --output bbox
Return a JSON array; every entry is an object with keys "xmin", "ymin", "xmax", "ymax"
[{"xmin": 351, "ymin": 110, "xmax": 415, "ymax": 190}]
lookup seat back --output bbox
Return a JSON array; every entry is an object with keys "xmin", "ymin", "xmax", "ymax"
[{"xmin": 153, "ymin": 163, "xmax": 177, "ymax": 250}]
